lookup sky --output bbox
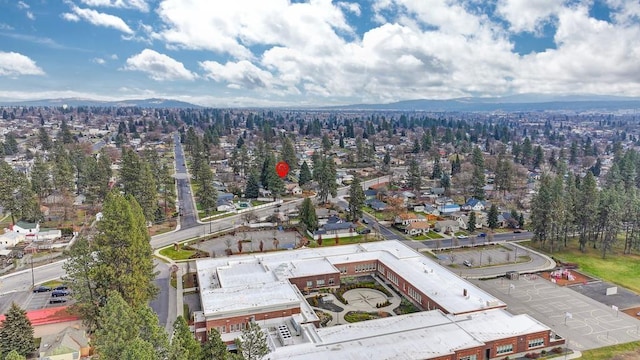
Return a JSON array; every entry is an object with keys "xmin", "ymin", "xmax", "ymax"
[{"xmin": 0, "ymin": 0, "xmax": 639, "ymax": 107}]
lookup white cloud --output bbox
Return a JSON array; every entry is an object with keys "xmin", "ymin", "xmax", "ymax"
[
  {"xmin": 200, "ymin": 60, "xmax": 275, "ymax": 89},
  {"xmin": 110, "ymin": 54, "xmax": 118, "ymax": 60},
  {"xmin": 0, "ymin": 52, "xmax": 45, "ymax": 77},
  {"xmin": 514, "ymin": 4, "xmax": 640, "ymax": 95},
  {"xmin": 155, "ymin": 0, "xmax": 354, "ymax": 59},
  {"xmin": 61, "ymin": 13, "xmax": 80, "ymax": 22},
  {"xmin": 79, "ymin": 0, "xmax": 150, "ymax": 12},
  {"xmin": 92, "ymin": 57, "xmax": 106, "ymax": 64},
  {"xmin": 17, "ymin": 1, "xmax": 30, "ymax": 9},
  {"xmin": 26, "ymin": 11, "xmax": 35, "ymax": 20},
  {"xmin": 496, "ymin": 0, "xmax": 564, "ymax": 33},
  {"xmin": 124, "ymin": 49, "xmax": 197, "ymax": 81},
  {"xmin": 0, "ymin": 23, "xmax": 14, "ymax": 30},
  {"xmin": 62, "ymin": 5, "xmax": 134, "ymax": 34}
]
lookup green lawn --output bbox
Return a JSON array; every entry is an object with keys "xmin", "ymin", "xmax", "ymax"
[
  {"xmin": 523, "ymin": 240, "xmax": 640, "ymax": 294},
  {"xmin": 309, "ymin": 235, "xmax": 373, "ymax": 247},
  {"xmin": 159, "ymin": 246, "xmax": 196, "ymax": 260},
  {"xmin": 579, "ymin": 340, "xmax": 640, "ymax": 360}
]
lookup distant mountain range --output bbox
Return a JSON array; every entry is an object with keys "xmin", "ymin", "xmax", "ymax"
[
  {"xmin": 0, "ymin": 98, "xmax": 200, "ymax": 108},
  {"xmin": 2, "ymin": 94, "xmax": 640, "ymax": 112},
  {"xmin": 324, "ymin": 94, "xmax": 640, "ymax": 112}
]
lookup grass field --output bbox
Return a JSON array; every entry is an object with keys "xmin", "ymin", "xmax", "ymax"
[
  {"xmin": 523, "ymin": 239, "xmax": 640, "ymax": 294},
  {"xmin": 159, "ymin": 246, "xmax": 196, "ymax": 260},
  {"xmin": 579, "ymin": 340, "xmax": 640, "ymax": 360}
]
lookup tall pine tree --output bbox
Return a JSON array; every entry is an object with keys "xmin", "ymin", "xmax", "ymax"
[{"xmin": 0, "ymin": 303, "xmax": 35, "ymax": 358}]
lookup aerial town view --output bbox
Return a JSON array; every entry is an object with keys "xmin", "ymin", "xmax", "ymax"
[{"xmin": 1, "ymin": 1, "xmax": 640, "ymax": 360}]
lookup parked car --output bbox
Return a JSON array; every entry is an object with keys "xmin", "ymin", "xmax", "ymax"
[
  {"xmin": 456, "ymin": 235, "xmax": 468, "ymax": 239},
  {"xmin": 478, "ymin": 232, "xmax": 487, "ymax": 238},
  {"xmin": 33, "ymin": 286, "xmax": 51, "ymax": 293},
  {"xmin": 52, "ymin": 290, "xmax": 70, "ymax": 297},
  {"xmin": 49, "ymin": 298, "xmax": 67, "ymax": 304},
  {"xmin": 358, "ymin": 228, "xmax": 372, "ymax": 235},
  {"xmin": 463, "ymin": 260, "xmax": 472, "ymax": 267},
  {"xmin": 53, "ymin": 285, "xmax": 68, "ymax": 291},
  {"xmin": 361, "ymin": 218, "xmax": 369, "ymax": 224}
]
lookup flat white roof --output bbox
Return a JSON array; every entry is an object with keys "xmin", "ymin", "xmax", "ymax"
[
  {"xmin": 217, "ymin": 261, "xmax": 275, "ymax": 288},
  {"xmin": 266, "ymin": 309, "xmax": 550, "ymax": 360},
  {"xmin": 453, "ymin": 309, "xmax": 550, "ymax": 342},
  {"xmin": 201, "ymin": 281, "xmax": 300, "ymax": 318},
  {"xmin": 196, "ymin": 240, "xmax": 504, "ymax": 317},
  {"xmin": 267, "ymin": 310, "xmax": 483, "ymax": 360}
]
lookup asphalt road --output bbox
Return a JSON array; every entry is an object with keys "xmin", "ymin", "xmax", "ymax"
[
  {"xmin": 173, "ymin": 133, "xmax": 198, "ymax": 229},
  {"xmin": 421, "ymin": 231, "xmax": 534, "ymax": 249}
]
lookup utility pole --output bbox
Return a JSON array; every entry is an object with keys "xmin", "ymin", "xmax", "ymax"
[{"xmin": 31, "ymin": 255, "xmax": 35, "ymax": 288}]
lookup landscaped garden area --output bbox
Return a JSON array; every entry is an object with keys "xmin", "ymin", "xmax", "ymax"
[
  {"xmin": 305, "ymin": 276, "xmax": 422, "ymax": 325},
  {"xmin": 344, "ymin": 311, "xmax": 390, "ymax": 322}
]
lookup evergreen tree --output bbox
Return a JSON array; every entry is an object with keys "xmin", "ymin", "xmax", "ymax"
[
  {"xmin": 38, "ymin": 127, "xmax": 52, "ymax": 151},
  {"xmin": 169, "ymin": 317, "xmax": 202, "ymax": 360},
  {"xmin": 383, "ymin": 152, "xmax": 391, "ymax": 171},
  {"xmin": 121, "ymin": 338, "xmax": 156, "ymax": 360},
  {"xmin": 348, "ymin": 177, "xmax": 365, "ymax": 222},
  {"xmin": 321, "ymin": 133, "xmax": 332, "ymax": 153},
  {"xmin": 467, "ymin": 211, "xmax": 476, "ymax": 232},
  {"xmin": 521, "ymin": 137, "xmax": 533, "ymax": 165},
  {"xmin": 93, "ymin": 192, "xmax": 158, "ymax": 309},
  {"xmin": 298, "ymin": 161, "xmax": 312, "ymax": 186},
  {"xmin": 575, "ymin": 172, "xmax": 598, "ymax": 252},
  {"xmin": 244, "ymin": 172, "xmax": 260, "ymax": 199},
  {"xmin": 451, "ymin": 154, "xmax": 461, "ymax": 175},
  {"xmin": 3, "ymin": 133, "xmax": 18, "ymax": 155},
  {"xmin": 0, "ymin": 161, "xmax": 22, "ymax": 224},
  {"xmin": 533, "ymin": 145, "xmax": 545, "ymax": 168},
  {"xmin": 120, "ymin": 148, "xmax": 158, "ymax": 223},
  {"xmin": 281, "ymin": 136, "xmax": 297, "ymax": 170},
  {"xmin": 407, "ymin": 157, "xmax": 422, "ymax": 191},
  {"xmin": 471, "ymin": 147, "xmax": 486, "ymax": 200},
  {"xmin": 0, "ymin": 303, "xmax": 35, "ymax": 358},
  {"xmin": 440, "ymin": 173, "xmax": 451, "ymax": 191},
  {"xmin": 59, "ymin": 119, "xmax": 74, "ymax": 144},
  {"xmin": 4, "ymin": 350, "xmax": 26, "ymax": 360},
  {"xmin": 197, "ymin": 162, "xmax": 218, "ymax": 214},
  {"xmin": 315, "ymin": 157, "xmax": 337, "ymax": 203},
  {"xmin": 93, "ymin": 291, "xmax": 169, "ymax": 360},
  {"xmin": 431, "ymin": 158, "xmax": 442, "ymax": 180},
  {"xmin": 494, "ymin": 153, "xmax": 513, "ymax": 195},
  {"xmin": 488, "ymin": 204, "xmax": 499, "ymax": 229},
  {"xmin": 530, "ymin": 174, "xmax": 554, "ymax": 248},
  {"xmin": 201, "ymin": 329, "xmax": 228, "ymax": 360},
  {"xmin": 52, "ymin": 143, "xmax": 74, "ymax": 193},
  {"xmin": 62, "ymin": 237, "xmax": 99, "ymax": 328},
  {"xmin": 94, "ymin": 291, "xmax": 140, "ymax": 359},
  {"xmin": 299, "ymin": 197, "xmax": 318, "ymax": 232},
  {"xmin": 235, "ymin": 322, "xmax": 269, "ymax": 360}
]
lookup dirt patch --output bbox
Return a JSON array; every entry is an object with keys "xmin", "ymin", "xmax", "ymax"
[
  {"xmin": 539, "ymin": 269, "xmax": 594, "ymax": 286},
  {"xmin": 622, "ymin": 306, "xmax": 640, "ymax": 319}
]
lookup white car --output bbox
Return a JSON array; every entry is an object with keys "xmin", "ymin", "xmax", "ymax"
[{"xmin": 457, "ymin": 235, "xmax": 468, "ymax": 239}]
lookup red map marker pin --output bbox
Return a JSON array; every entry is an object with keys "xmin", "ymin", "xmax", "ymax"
[{"xmin": 276, "ymin": 161, "xmax": 290, "ymax": 178}]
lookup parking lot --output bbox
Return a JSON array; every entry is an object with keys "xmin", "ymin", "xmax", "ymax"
[{"xmin": 471, "ymin": 276, "xmax": 640, "ymax": 351}]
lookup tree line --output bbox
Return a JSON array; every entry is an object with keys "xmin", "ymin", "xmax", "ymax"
[{"xmin": 530, "ymin": 149, "xmax": 640, "ymax": 258}]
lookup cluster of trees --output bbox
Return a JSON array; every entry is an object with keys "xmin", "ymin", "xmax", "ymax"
[
  {"xmin": 120, "ymin": 147, "xmax": 176, "ymax": 224},
  {"xmin": 530, "ymin": 149, "xmax": 640, "ymax": 258}
]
